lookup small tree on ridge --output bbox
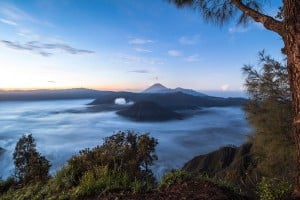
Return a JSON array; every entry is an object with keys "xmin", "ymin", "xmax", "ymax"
[{"xmin": 13, "ymin": 134, "xmax": 51, "ymax": 184}]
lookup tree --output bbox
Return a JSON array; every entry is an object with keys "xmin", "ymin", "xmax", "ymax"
[
  {"xmin": 243, "ymin": 51, "xmax": 294, "ymax": 179},
  {"xmin": 169, "ymin": 0, "xmax": 300, "ymax": 195},
  {"xmin": 65, "ymin": 131, "xmax": 158, "ymax": 187},
  {"xmin": 13, "ymin": 134, "xmax": 51, "ymax": 184}
]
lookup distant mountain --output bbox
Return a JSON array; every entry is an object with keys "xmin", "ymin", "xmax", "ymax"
[
  {"xmin": 173, "ymin": 87, "xmax": 206, "ymax": 97},
  {"xmin": 143, "ymin": 83, "xmax": 171, "ymax": 93},
  {"xmin": 143, "ymin": 83, "xmax": 206, "ymax": 97},
  {"xmin": 90, "ymin": 91, "xmax": 248, "ymax": 110},
  {"xmin": 0, "ymin": 88, "xmax": 112, "ymax": 101},
  {"xmin": 117, "ymin": 101, "xmax": 182, "ymax": 121}
]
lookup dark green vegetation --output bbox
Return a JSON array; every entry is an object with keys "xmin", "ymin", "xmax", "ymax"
[
  {"xmin": 117, "ymin": 101, "xmax": 182, "ymax": 121},
  {"xmin": 183, "ymin": 143, "xmax": 252, "ymax": 179},
  {"xmin": 182, "ymin": 52, "xmax": 294, "ymax": 199},
  {"xmin": 0, "ymin": 131, "xmax": 159, "ymax": 199},
  {"xmin": 243, "ymin": 51, "xmax": 294, "ymax": 180},
  {"xmin": 13, "ymin": 134, "xmax": 51, "ymax": 184}
]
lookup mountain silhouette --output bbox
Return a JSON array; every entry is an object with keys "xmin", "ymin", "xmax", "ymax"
[{"xmin": 143, "ymin": 83, "xmax": 206, "ymax": 96}]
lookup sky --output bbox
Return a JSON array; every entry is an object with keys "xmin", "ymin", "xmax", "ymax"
[{"xmin": 0, "ymin": 0, "xmax": 284, "ymax": 94}]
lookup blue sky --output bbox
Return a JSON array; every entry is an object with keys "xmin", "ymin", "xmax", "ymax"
[{"xmin": 0, "ymin": 0, "xmax": 284, "ymax": 94}]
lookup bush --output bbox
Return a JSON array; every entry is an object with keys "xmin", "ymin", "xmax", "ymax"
[
  {"xmin": 50, "ymin": 131, "xmax": 158, "ymax": 197},
  {"xmin": 0, "ymin": 177, "xmax": 15, "ymax": 194},
  {"xmin": 76, "ymin": 166, "xmax": 133, "ymax": 197},
  {"xmin": 159, "ymin": 170, "xmax": 193, "ymax": 189},
  {"xmin": 257, "ymin": 177, "xmax": 292, "ymax": 200}
]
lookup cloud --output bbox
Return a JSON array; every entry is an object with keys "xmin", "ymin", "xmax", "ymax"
[
  {"xmin": 128, "ymin": 69, "xmax": 150, "ymax": 74},
  {"xmin": 134, "ymin": 48, "xmax": 152, "ymax": 53},
  {"xmin": 179, "ymin": 35, "xmax": 200, "ymax": 45},
  {"xmin": 0, "ymin": 18, "xmax": 17, "ymax": 26},
  {"xmin": 119, "ymin": 54, "xmax": 163, "ymax": 65},
  {"xmin": 1, "ymin": 40, "xmax": 94, "ymax": 57},
  {"xmin": 43, "ymin": 43, "xmax": 94, "ymax": 54},
  {"xmin": 221, "ymin": 84, "xmax": 230, "ymax": 91},
  {"xmin": 228, "ymin": 26, "xmax": 249, "ymax": 34},
  {"xmin": 48, "ymin": 81, "xmax": 56, "ymax": 83},
  {"xmin": 0, "ymin": 3, "xmax": 55, "ymax": 41},
  {"xmin": 0, "ymin": 4, "xmax": 36, "ymax": 23},
  {"xmin": 129, "ymin": 38, "xmax": 154, "ymax": 45},
  {"xmin": 168, "ymin": 50, "xmax": 181, "ymax": 57},
  {"xmin": 185, "ymin": 54, "xmax": 200, "ymax": 62}
]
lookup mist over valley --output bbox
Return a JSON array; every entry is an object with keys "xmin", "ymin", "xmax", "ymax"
[{"xmin": 0, "ymin": 92, "xmax": 251, "ymax": 179}]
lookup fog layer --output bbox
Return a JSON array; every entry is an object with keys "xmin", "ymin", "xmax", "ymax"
[{"xmin": 0, "ymin": 99, "xmax": 251, "ymax": 179}]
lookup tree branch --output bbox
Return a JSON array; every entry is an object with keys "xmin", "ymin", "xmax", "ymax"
[{"xmin": 231, "ymin": 0, "xmax": 283, "ymax": 36}]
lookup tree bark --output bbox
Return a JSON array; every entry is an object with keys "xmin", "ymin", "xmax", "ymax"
[
  {"xmin": 231, "ymin": 0, "xmax": 283, "ymax": 35},
  {"xmin": 283, "ymin": 0, "xmax": 300, "ymax": 197}
]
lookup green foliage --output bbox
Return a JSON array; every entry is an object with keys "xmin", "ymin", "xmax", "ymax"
[
  {"xmin": 51, "ymin": 165, "xmax": 78, "ymax": 191},
  {"xmin": 216, "ymin": 177, "xmax": 243, "ymax": 195},
  {"xmin": 257, "ymin": 177, "xmax": 292, "ymax": 200},
  {"xmin": 243, "ymin": 51, "xmax": 295, "ymax": 180},
  {"xmin": 159, "ymin": 170, "xmax": 193, "ymax": 188},
  {"xmin": 159, "ymin": 170, "xmax": 243, "ymax": 196},
  {"xmin": 0, "ymin": 177, "xmax": 15, "ymax": 194},
  {"xmin": 1, "ymin": 131, "xmax": 158, "ymax": 199},
  {"xmin": 0, "ymin": 182, "xmax": 48, "ymax": 200},
  {"xmin": 13, "ymin": 134, "xmax": 51, "ymax": 184},
  {"xmin": 49, "ymin": 131, "xmax": 158, "ymax": 197},
  {"xmin": 69, "ymin": 131, "xmax": 158, "ymax": 187},
  {"xmin": 75, "ymin": 166, "xmax": 134, "ymax": 197}
]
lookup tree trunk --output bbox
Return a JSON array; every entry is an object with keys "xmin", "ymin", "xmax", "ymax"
[{"xmin": 283, "ymin": 0, "xmax": 300, "ymax": 197}]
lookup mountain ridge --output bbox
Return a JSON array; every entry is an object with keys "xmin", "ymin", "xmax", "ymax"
[{"xmin": 143, "ymin": 83, "xmax": 206, "ymax": 97}]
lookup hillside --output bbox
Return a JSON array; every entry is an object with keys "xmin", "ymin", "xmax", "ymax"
[
  {"xmin": 90, "ymin": 91, "xmax": 247, "ymax": 110},
  {"xmin": 117, "ymin": 101, "xmax": 182, "ymax": 121},
  {"xmin": 182, "ymin": 143, "xmax": 253, "ymax": 178}
]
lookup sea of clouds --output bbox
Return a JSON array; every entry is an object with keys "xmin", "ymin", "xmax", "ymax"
[{"xmin": 0, "ymin": 99, "xmax": 251, "ymax": 179}]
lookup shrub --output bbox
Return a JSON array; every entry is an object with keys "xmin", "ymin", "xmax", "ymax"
[
  {"xmin": 257, "ymin": 177, "xmax": 292, "ymax": 200},
  {"xmin": 159, "ymin": 170, "xmax": 193, "ymax": 189},
  {"xmin": 50, "ymin": 131, "xmax": 158, "ymax": 197},
  {"xmin": 0, "ymin": 177, "xmax": 15, "ymax": 194}
]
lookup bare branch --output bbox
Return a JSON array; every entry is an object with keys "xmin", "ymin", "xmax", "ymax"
[{"xmin": 231, "ymin": 0, "xmax": 283, "ymax": 35}]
